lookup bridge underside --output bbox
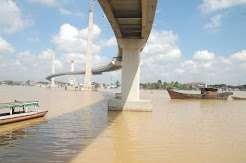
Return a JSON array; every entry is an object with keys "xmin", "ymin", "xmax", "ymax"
[
  {"xmin": 98, "ymin": 0, "xmax": 157, "ymax": 111},
  {"xmin": 99, "ymin": 0, "xmax": 157, "ymax": 57}
]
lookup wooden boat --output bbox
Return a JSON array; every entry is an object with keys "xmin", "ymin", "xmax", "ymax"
[
  {"xmin": 0, "ymin": 101, "xmax": 48, "ymax": 125},
  {"xmin": 231, "ymin": 96, "xmax": 246, "ymax": 100},
  {"xmin": 167, "ymin": 88, "xmax": 233, "ymax": 100}
]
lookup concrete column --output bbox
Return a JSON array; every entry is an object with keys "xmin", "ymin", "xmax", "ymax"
[
  {"xmin": 108, "ymin": 39, "xmax": 152, "ymax": 112},
  {"xmin": 71, "ymin": 57, "xmax": 74, "ymax": 73},
  {"xmin": 119, "ymin": 39, "xmax": 146, "ymax": 100},
  {"xmin": 51, "ymin": 45, "xmax": 55, "ymax": 87},
  {"xmin": 68, "ymin": 57, "xmax": 76, "ymax": 88},
  {"xmin": 84, "ymin": 0, "xmax": 94, "ymax": 90}
]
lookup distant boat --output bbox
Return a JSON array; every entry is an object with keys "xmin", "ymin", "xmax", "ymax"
[
  {"xmin": 167, "ymin": 88, "xmax": 233, "ymax": 100},
  {"xmin": 0, "ymin": 101, "xmax": 48, "ymax": 125},
  {"xmin": 231, "ymin": 96, "xmax": 246, "ymax": 100}
]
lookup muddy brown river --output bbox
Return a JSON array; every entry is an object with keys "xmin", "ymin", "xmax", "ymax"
[{"xmin": 1, "ymin": 86, "xmax": 246, "ymax": 163}]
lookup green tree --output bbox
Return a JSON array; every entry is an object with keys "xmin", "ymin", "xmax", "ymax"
[
  {"xmin": 95, "ymin": 83, "xmax": 99, "ymax": 88},
  {"xmin": 116, "ymin": 80, "xmax": 120, "ymax": 88},
  {"xmin": 141, "ymin": 83, "xmax": 147, "ymax": 89},
  {"xmin": 147, "ymin": 83, "xmax": 151, "ymax": 89},
  {"xmin": 26, "ymin": 80, "xmax": 30, "ymax": 85},
  {"xmin": 174, "ymin": 81, "xmax": 179, "ymax": 87},
  {"xmin": 182, "ymin": 84, "xmax": 188, "ymax": 90},
  {"xmin": 168, "ymin": 85, "xmax": 173, "ymax": 90},
  {"xmin": 189, "ymin": 85, "xmax": 192, "ymax": 90},
  {"xmin": 4, "ymin": 80, "xmax": 14, "ymax": 85},
  {"xmin": 163, "ymin": 82, "xmax": 167, "ymax": 89},
  {"xmin": 171, "ymin": 81, "xmax": 174, "ymax": 86},
  {"xmin": 155, "ymin": 80, "xmax": 162, "ymax": 89}
]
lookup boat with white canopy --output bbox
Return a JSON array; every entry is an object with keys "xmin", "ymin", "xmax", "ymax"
[{"xmin": 0, "ymin": 101, "xmax": 48, "ymax": 125}]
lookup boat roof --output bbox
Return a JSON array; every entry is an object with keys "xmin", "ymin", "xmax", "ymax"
[{"xmin": 0, "ymin": 101, "xmax": 38, "ymax": 109}]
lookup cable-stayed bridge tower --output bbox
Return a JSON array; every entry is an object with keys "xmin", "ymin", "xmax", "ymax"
[{"xmin": 83, "ymin": 0, "xmax": 94, "ymax": 91}]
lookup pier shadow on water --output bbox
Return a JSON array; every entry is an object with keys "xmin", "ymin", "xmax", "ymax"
[{"xmin": 0, "ymin": 92, "xmax": 122, "ymax": 163}]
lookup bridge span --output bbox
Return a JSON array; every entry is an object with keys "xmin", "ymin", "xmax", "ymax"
[{"xmin": 46, "ymin": 57, "xmax": 122, "ymax": 81}]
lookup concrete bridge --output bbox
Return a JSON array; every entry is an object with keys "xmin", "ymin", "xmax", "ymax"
[
  {"xmin": 46, "ymin": 0, "xmax": 158, "ymax": 111},
  {"xmin": 46, "ymin": 57, "xmax": 122, "ymax": 80}
]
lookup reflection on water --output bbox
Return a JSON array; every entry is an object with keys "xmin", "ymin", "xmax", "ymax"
[
  {"xmin": 0, "ymin": 118, "xmax": 47, "ymax": 147},
  {"xmin": 1, "ymin": 87, "xmax": 246, "ymax": 163},
  {"xmin": 0, "ymin": 97, "xmax": 109, "ymax": 163}
]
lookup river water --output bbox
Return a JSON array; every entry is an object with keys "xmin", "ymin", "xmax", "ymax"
[{"xmin": 0, "ymin": 86, "xmax": 246, "ymax": 163}]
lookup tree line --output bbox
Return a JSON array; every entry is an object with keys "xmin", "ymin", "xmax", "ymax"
[
  {"xmin": 140, "ymin": 80, "xmax": 246, "ymax": 91},
  {"xmin": 140, "ymin": 80, "xmax": 194, "ymax": 90}
]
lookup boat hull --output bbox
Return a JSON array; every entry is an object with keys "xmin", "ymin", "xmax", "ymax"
[
  {"xmin": 231, "ymin": 96, "xmax": 246, "ymax": 100},
  {"xmin": 0, "ymin": 110, "xmax": 48, "ymax": 125},
  {"xmin": 167, "ymin": 89, "xmax": 232, "ymax": 100}
]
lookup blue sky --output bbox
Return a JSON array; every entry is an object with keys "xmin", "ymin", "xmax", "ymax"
[{"xmin": 0, "ymin": 0, "xmax": 246, "ymax": 85}]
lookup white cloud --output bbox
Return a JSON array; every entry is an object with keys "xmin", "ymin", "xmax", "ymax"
[
  {"xmin": 103, "ymin": 37, "xmax": 117, "ymax": 47},
  {"xmin": 59, "ymin": 24, "xmax": 78, "ymax": 41},
  {"xmin": 193, "ymin": 50, "xmax": 214, "ymax": 61},
  {"xmin": 79, "ymin": 24, "xmax": 102, "ymax": 39},
  {"xmin": 0, "ymin": 23, "xmax": 106, "ymax": 81},
  {"xmin": 140, "ymin": 29, "xmax": 182, "ymax": 82},
  {"xmin": 49, "ymin": 23, "xmax": 111, "ymax": 82},
  {"xmin": 0, "ymin": 49, "xmax": 63, "ymax": 81},
  {"xmin": 0, "ymin": 0, "xmax": 34, "ymax": 34},
  {"xmin": 59, "ymin": 8, "xmax": 72, "ymax": 15},
  {"xmin": 229, "ymin": 50, "xmax": 246, "ymax": 63},
  {"xmin": 181, "ymin": 60, "xmax": 197, "ymax": 73},
  {"xmin": 27, "ymin": 0, "xmax": 74, "ymax": 16},
  {"xmin": 27, "ymin": 0, "xmax": 57, "ymax": 6},
  {"xmin": 135, "ymin": 28, "xmax": 246, "ymax": 85},
  {"xmin": 199, "ymin": 0, "xmax": 246, "ymax": 13},
  {"xmin": 75, "ymin": 12, "xmax": 86, "ymax": 18},
  {"xmin": 169, "ymin": 50, "xmax": 246, "ymax": 84},
  {"xmin": 204, "ymin": 14, "xmax": 223, "ymax": 29},
  {"xmin": 26, "ymin": 38, "xmax": 40, "ymax": 43},
  {"xmin": 52, "ymin": 24, "xmax": 103, "ymax": 56},
  {"xmin": 0, "ymin": 37, "xmax": 15, "ymax": 59}
]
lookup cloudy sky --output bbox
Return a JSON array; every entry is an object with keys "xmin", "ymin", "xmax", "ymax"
[{"xmin": 0, "ymin": 0, "xmax": 246, "ymax": 85}]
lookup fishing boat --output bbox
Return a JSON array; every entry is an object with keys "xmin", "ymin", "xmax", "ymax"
[
  {"xmin": 0, "ymin": 101, "xmax": 48, "ymax": 125},
  {"xmin": 231, "ymin": 96, "xmax": 246, "ymax": 100},
  {"xmin": 167, "ymin": 88, "xmax": 233, "ymax": 100}
]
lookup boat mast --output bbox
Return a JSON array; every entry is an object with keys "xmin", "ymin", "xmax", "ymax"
[{"xmin": 84, "ymin": 0, "xmax": 94, "ymax": 90}]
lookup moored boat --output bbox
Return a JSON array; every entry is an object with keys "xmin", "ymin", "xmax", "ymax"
[
  {"xmin": 167, "ymin": 88, "xmax": 233, "ymax": 100},
  {"xmin": 0, "ymin": 101, "xmax": 48, "ymax": 125},
  {"xmin": 231, "ymin": 96, "xmax": 246, "ymax": 100}
]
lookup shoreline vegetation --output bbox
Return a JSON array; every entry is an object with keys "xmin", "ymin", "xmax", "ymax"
[
  {"xmin": 140, "ymin": 80, "xmax": 246, "ymax": 91},
  {"xmin": 1, "ymin": 80, "xmax": 246, "ymax": 91}
]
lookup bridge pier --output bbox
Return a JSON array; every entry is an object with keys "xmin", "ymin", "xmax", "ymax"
[{"xmin": 108, "ymin": 39, "xmax": 152, "ymax": 112}]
